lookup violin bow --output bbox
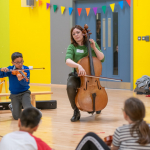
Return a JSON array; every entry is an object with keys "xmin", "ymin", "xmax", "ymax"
[
  {"xmin": 75, "ymin": 72, "xmax": 122, "ymax": 82},
  {"xmin": 8, "ymin": 67, "xmax": 45, "ymax": 81},
  {"xmin": 84, "ymin": 75, "xmax": 122, "ymax": 82},
  {"xmin": 8, "ymin": 67, "xmax": 45, "ymax": 72}
]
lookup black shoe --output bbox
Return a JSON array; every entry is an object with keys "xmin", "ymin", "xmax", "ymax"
[
  {"xmin": 96, "ymin": 110, "xmax": 101, "ymax": 114},
  {"xmin": 88, "ymin": 111, "xmax": 94, "ymax": 114},
  {"xmin": 71, "ymin": 108, "xmax": 80, "ymax": 122}
]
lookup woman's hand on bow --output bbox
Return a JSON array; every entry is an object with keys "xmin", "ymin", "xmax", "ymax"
[{"xmin": 77, "ymin": 65, "xmax": 86, "ymax": 76}]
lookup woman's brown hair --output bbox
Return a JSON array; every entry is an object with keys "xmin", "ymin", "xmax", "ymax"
[
  {"xmin": 70, "ymin": 25, "xmax": 87, "ymax": 47},
  {"xmin": 124, "ymin": 97, "xmax": 150, "ymax": 145}
]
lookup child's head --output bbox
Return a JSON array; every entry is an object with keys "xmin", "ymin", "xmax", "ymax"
[
  {"xmin": 11, "ymin": 52, "xmax": 23, "ymax": 69},
  {"xmin": 123, "ymin": 97, "xmax": 145, "ymax": 122},
  {"xmin": 18, "ymin": 107, "xmax": 42, "ymax": 133},
  {"xmin": 123, "ymin": 97, "xmax": 150, "ymax": 145}
]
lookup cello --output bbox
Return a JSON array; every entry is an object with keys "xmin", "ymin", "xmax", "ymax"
[{"xmin": 75, "ymin": 24, "xmax": 108, "ymax": 113}]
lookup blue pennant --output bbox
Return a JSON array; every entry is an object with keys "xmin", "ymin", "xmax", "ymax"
[
  {"xmin": 119, "ymin": 1, "xmax": 123, "ymax": 9},
  {"xmin": 69, "ymin": 7, "xmax": 73, "ymax": 15}
]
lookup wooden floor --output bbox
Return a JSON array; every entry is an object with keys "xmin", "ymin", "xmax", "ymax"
[{"xmin": 0, "ymin": 84, "xmax": 150, "ymax": 150}]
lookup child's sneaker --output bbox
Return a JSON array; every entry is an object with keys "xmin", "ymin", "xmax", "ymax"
[{"xmin": 8, "ymin": 103, "xmax": 13, "ymax": 112}]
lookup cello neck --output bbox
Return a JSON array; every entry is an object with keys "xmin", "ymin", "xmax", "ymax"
[{"xmin": 87, "ymin": 34, "xmax": 95, "ymax": 76}]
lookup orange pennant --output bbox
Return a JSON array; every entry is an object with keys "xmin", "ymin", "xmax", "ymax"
[
  {"xmin": 39, "ymin": 0, "xmax": 42, "ymax": 6},
  {"xmin": 85, "ymin": 8, "xmax": 90, "ymax": 16}
]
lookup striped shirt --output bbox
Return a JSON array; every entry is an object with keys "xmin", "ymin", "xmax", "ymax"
[{"xmin": 112, "ymin": 124, "xmax": 150, "ymax": 150}]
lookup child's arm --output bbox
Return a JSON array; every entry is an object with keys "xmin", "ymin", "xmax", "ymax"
[
  {"xmin": 111, "ymin": 145, "xmax": 119, "ymax": 150},
  {"xmin": 0, "ymin": 67, "xmax": 11, "ymax": 78},
  {"xmin": 18, "ymin": 70, "xmax": 30, "ymax": 86}
]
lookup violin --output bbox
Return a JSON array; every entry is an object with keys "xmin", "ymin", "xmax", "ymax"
[
  {"xmin": 9, "ymin": 67, "xmax": 45, "ymax": 82},
  {"xmin": 75, "ymin": 24, "xmax": 108, "ymax": 113},
  {"xmin": 12, "ymin": 70, "xmax": 29, "ymax": 82},
  {"xmin": 104, "ymin": 135, "xmax": 113, "ymax": 146}
]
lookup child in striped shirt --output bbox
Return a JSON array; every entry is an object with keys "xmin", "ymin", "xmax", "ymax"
[{"xmin": 76, "ymin": 97, "xmax": 150, "ymax": 150}]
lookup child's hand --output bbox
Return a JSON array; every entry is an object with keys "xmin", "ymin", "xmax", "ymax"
[
  {"xmin": 17, "ymin": 74, "xmax": 24, "ymax": 81},
  {"xmin": 1, "ymin": 67, "xmax": 9, "ymax": 72}
]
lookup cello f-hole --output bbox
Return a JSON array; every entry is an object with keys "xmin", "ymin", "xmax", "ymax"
[
  {"xmin": 84, "ymin": 81, "xmax": 88, "ymax": 91},
  {"xmin": 95, "ymin": 80, "xmax": 101, "ymax": 90}
]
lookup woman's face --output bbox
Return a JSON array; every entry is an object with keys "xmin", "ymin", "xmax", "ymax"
[{"xmin": 72, "ymin": 28, "xmax": 83, "ymax": 43}]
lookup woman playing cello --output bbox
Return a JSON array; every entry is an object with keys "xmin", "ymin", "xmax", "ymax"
[{"xmin": 65, "ymin": 25, "xmax": 105, "ymax": 122}]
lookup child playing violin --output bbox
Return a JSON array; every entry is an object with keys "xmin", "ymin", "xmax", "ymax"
[{"xmin": 0, "ymin": 52, "xmax": 32, "ymax": 120}]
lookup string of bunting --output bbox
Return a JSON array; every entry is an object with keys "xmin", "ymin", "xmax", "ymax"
[{"xmin": 39, "ymin": 0, "xmax": 130, "ymax": 16}]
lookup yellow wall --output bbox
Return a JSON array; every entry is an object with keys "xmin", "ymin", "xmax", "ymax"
[
  {"xmin": 0, "ymin": 0, "xmax": 10, "ymax": 67},
  {"xmin": 133, "ymin": 0, "xmax": 150, "ymax": 89},
  {"xmin": 9, "ymin": 0, "xmax": 51, "ymax": 84}
]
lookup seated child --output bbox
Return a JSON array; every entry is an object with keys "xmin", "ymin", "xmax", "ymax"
[
  {"xmin": 75, "ymin": 97, "xmax": 150, "ymax": 150},
  {"xmin": 0, "ymin": 107, "xmax": 52, "ymax": 150}
]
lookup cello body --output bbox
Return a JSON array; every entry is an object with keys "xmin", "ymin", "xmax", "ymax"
[
  {"xmin": 75, "ymin": 56, "xmax": 108, "ymax": 112},
  {"xmin": 75, "ymin": 24, "xmax": 108, "ymax": 113}
]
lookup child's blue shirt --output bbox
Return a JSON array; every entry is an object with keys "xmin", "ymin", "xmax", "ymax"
[{"xmin": 0, "ymin": 65, "xmax": 30, "ymax": 94}]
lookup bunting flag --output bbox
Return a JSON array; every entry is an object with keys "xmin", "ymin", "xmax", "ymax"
[
  {"xmin": 110, "ymin": 3, "xmax": 115, "ymax": 12},
  {"xmin": 126, "ymin": 0, "xmax": 131, "ymax": 6},
  {"xmin": 61, "ymin": 6, "xmax": 65, "ymax": 14},
  {"xmin": 69, "ymin": 7, "xmax": 73, "ymax": 15},
  {"xmin": 39, "ymin": 0, "xmax": 42, "ymax": 6},
  {"xmin": 85, "ymin": 8, "xmax": 90, "ymax": 16},
  {"xmin": 46, "ymin": 3, "xmax": 50, "ymax": 9},
  {"xmin": 93, "ymin": 7, "xmax": 98, "ymax": 15},
  {"xmin": 40, "ymin": 1, "xmax": 130, "ymax": 16},
  {"xmin": 77, "ymin": 8, "xmax": 82, "ymax": 16},
  {"xmin": 102, "ymin": 6, "xmax": 106, "ymax": 14},
  {"xmin": 118, "ymin": 1, "xmax": 123, "ymax": 9},
  {"xmin": 53, "ymin": 5, "xmax": 57, "ymax": 12}
]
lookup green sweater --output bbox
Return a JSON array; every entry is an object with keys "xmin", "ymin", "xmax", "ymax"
[{"xmin": 65, "ymin": 42, "xmax": 105, "ymax": 63}]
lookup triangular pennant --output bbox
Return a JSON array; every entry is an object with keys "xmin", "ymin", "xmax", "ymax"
[
  {"xmin": 69, "ymin": 7, "xmax": 73, "ymax": 15},
  {"xmin": 61, "ymin": 6, "xmax": 65, "ymax": 14},
  {"xmin": 39, "ymin": 0, "xmax": 42, "ymax": 6},
  {"xmin": 118, "ymin": 1, "xmax": 123, "ymax": 9},
  {"xmin": 93, "ymin": 7, "xmax": 98, "ymax": 15},
  {"xmin": 126, "ymin": 0, "xmax": 131, "ymax": 6},
  {"xmin": 53, "ymin": 5, "xmax": 57, "ymax": 12},
  {"xmin": 85, "ymin": 8, "xmax": 90, "ymax": 16},
  {"xmin": 77, "ymin": 8, "xmax": 82, "ymax": 16},
  {"xmin": 102, "ymin": 6, "xmax": 106, "ymax": 14},
  {"xmin": 46, "ymin": 3, "xmax": 50, "ymax": 9},
  {"xmin": 110, "ymin": 3, "xmax": 115, "ymax": 12}
]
